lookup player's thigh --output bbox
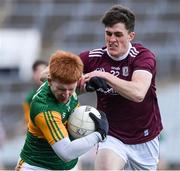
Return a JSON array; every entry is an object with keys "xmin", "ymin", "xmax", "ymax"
[
  {"xmin": 95, "ymin": 135, "xmax": 127, "ymax": 170},
  {"xmin": 95, "ymin": 148, "xmax": 126, "ymax": 170}
]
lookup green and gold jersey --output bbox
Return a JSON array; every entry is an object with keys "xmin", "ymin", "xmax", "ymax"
[{"xmin": 20, "ymin": 81, "xmax": 79, "ymax": 170}]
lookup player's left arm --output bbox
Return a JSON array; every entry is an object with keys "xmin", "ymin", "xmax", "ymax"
[
  {"xmin": 35, "ymin": 110, "xmax": 103, "ymax": 162},
  {"xmin": 106, "ymin": 70, "xmax": 152, "ymax": 102},
  {"xmin": 51, "ymin": 132, "xmax": 101, "ymax": 162},
  {"xmin": 85, "ymin": 70, "xmax": 152, "ymax": 102}
]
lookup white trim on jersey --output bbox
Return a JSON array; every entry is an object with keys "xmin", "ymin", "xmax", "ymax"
[
  {"xmin": 134, "ymin": 69, "xmax": 152, "ymax": 76},
  {"xmin": 88, "ymin": 43, "xmax": 140, "ymax": 60},
  {"xmin": 91, "ymin": 48, "xmax": 104, "ymax": 52},
  {"xmin": 89, "ymin": 48, "xmax": 105, "ymax": 58},
  {"xmin": 129, "ymin": 46, "xmax": 139, "ymax": 57}
]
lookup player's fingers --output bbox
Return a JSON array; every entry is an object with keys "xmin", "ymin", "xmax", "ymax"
[
  {"xmin": 89, "ymin": 112, "xmax": 99, "ymax": 124},
  {"xmin": 83, "ymin": 74, "xmax": 90, "ymax": 81},
  {"xmin": 91, "ymin": 77, "xmax": 109, "ymax": 90},
  {"xmin": 99, "ymin": 110, "xmax": 107, "ymax": 119}
]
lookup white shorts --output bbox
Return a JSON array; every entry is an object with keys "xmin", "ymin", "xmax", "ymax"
[
  {"xmin": 16, "ymin": 158, "xmax": 78, "ymax": 171},
  {"xmin": 98, "ymin": 135, "xmax": 160, "ymax": 170}
]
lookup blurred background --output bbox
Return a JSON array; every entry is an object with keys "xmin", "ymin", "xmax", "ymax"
[{"xmin": 0, "ymin": 0, "xmax": 180, "ymax": 170}]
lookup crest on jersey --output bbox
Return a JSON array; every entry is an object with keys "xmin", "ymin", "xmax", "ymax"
[{"xmin": 122, "ymin": 66, "xmax": 129, "ymax": 76}]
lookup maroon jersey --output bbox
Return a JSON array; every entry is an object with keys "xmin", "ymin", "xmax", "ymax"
[{"xmin": 80, "ymin": 43, "xmax": 163, "ymax": 144}]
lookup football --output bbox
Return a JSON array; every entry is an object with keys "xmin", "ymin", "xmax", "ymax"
[{"xmin": 68, "ymin": 105, "xmax": 101, "ymax": 139}]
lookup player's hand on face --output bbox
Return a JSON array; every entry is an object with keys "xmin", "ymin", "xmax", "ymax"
[
  {"xmin": 89, "ymin": 111, "xmax": 109, "ymax": 141},
  {"xmin": 85, "ymin": 76, "xmax": 109, "ymax": 92}
]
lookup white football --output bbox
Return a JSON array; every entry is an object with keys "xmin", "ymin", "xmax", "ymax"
[{"xmin": 68, "ymin": 105, "xmax": 101, "ymax": 139}]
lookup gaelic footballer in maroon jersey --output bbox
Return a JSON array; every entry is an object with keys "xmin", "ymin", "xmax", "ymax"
[
  {"xmin": 79, "ymin": 4, "xmax": 163, "ymax": 170},
  {"xmin": 80, "ymin": 42, "xmax": 163, "ymax": 144}
]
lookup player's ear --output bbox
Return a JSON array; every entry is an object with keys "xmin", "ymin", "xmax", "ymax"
[{"xmin": 129, "ymin": 31, "xmax": 135, "ymax": 41}]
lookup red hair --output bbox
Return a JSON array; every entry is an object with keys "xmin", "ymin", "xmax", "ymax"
[{"xmin": 49, "ymin": 50, "xmax": 83, "ymax": 84}]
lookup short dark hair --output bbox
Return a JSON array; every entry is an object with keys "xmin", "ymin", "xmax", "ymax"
[
  {"xmin": 101, "ymin": 4, "xmax": 135, "ymax": 32},
  {"xmin": 32, "ymin": 60, "xmax": 48, "ymax": 71}
]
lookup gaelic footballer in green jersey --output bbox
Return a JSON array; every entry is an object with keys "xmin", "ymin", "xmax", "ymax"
[
  {"xmin": 20, "ymin": 81, "xmax": 79, "ymax": 170},
  {"xmin": 16, "ymin": 50, "xmax": 109, "ymax": 170}
]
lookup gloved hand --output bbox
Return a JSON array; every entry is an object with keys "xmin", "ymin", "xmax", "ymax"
[
  {"xmin": 85, "ymin": 76, "xmax": 109, "ymax": 92},
  {"xmin": 89, "ymin": 110, "xmax": 109, "ymax": 141}
]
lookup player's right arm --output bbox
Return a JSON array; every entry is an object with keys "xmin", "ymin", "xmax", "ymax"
[{"xmin": 34, "ymin": 110, "xmax": 108, "ymax": 162}]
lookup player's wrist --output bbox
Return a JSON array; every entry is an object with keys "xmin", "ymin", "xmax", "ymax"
[
  {"xmin": 94, "ymin": 132, "xmax": 103, "ymax": 142},
  {"xmin": 98, "ymin": 129, "xmax": 107, "ymax": 141}
]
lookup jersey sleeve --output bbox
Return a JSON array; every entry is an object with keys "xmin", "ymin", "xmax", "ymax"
[
  {"xmin": 34, "ymin": 111, "xmax": 68, "ymax": 145},
  {"xmin": 79, "ymin": 50, "xmax": 90, "ymax": 73},
  {"xmin": 133, "ymin": 50, "xmax": 156, "ymax": 75}
]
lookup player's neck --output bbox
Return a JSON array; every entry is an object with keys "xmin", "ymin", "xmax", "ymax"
[{"xmin": 107, "ymin": 42, "xmax": 132, "ymax": 61}]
